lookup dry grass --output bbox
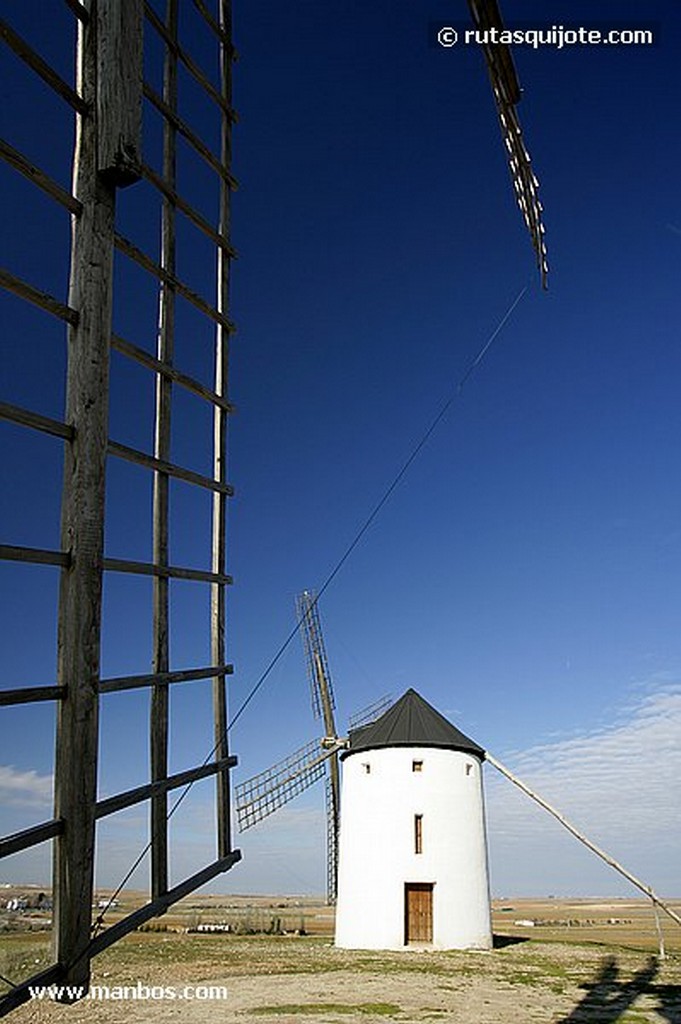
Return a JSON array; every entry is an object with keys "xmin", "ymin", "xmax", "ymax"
[{"xmin": 2, "ymin": 896, "xmax": 681, "ymax": 1022}]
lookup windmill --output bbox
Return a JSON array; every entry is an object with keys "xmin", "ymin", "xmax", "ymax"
[{"xmin": 234, "ymin": 591, "xmax": 391, "ymax": 902}]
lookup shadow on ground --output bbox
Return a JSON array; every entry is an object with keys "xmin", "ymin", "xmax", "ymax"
[
  {"xmin": 492, "ymin": 934, "xmax": 530, "ymax": 948},
  {"xmin": 557, "ymin": 956, "xmax": 681, "ymax": 1023}
]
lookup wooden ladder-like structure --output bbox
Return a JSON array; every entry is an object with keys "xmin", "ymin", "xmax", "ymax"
[{"xmin": 1, "ymin": 1, "xmax": 240, "ymax": 1010}]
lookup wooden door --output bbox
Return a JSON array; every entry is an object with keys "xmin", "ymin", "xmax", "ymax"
[{"xmin": 405, "ymin": 883, "xmax": 433, "ymax": 943}]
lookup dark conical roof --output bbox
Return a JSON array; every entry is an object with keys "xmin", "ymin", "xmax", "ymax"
[{"xmin": 342, "ymin": 688, "xmax": 485, "ymax": 759}]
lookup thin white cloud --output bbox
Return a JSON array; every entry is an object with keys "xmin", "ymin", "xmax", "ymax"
[
  {"xmin": 0, "ymin": 765, "xmax": 53, "ymax": 808},
  {"xmin": 485, "ymin": 685, "xmax": 681, "ymax": 893}
]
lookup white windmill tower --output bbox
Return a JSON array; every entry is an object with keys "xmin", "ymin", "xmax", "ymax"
[{"xmin": 335, "ymin": 688, "xmax": 493, "ymax": 951}]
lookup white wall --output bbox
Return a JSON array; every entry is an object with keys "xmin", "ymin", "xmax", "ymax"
[{"xmin": 335, "ymin": 746, "xmax": 492, "ymax": 950}]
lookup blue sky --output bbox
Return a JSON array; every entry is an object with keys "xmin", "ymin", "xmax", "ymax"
[{"xmin": 1, "ymin": 0, "xmax": 680, "ymax": 900}]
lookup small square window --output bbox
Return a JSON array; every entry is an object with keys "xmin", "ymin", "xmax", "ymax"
[
  {"xmin": 362, "ymin": 763, "xmax": 371, "ymax": 774},
  {"xmin": 465, "ymin": 763, "xmax": 473, "ymax": 776},
  {"xmin": 412, "ymin": 760, "xmax": 423, "ymax": 773}
]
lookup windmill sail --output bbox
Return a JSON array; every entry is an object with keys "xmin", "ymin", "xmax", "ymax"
[
  {"xmin": 235, "ymin": 592, "xmax": 350, "ymax": 904},
  {"xmin": 296, "ymin": 591, "xmax": 336, "ymax": 721},
  {"xmin": 468, "ymin": 0, "xmax": 549, "ymax": 287},
  {"xmin": 348, "ymin": 694, "xmax": 393, "ymax": 732},
  {"xmin": 296, "ymin": 590, "xmax": 341, "ymax": 903},
  {"xmin": 325, "ymin": 775, "xmax": 338, "ymax": 908},
  {"xmin": 235, "ymin": 739, "xmax": 330, "ymax": 831}
]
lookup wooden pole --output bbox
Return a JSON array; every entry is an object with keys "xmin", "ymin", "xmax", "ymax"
[
  {"xmin": 52, "ymin": 0, "xmax": 143, "ymax": 993},
  {"xmin": 96, "ymin": 0, "xmax": 143, "ymax": 186},
  {"xmin": 52, "ymin": 0, "xmax": 115, "ymax": 993},
  {"xmin": 211, "ymin": 0, "xmax": 235, "ymax": 861},
  {"xmin": 315, "ymin": 650, "xmax": 340, "ymax": 902},
  {"xmin": 150, "ymin": 0, "xmax": 177, "ymax": 903},
  {"xmin": 485, "ymin": 752, "xmax": 681, "ymax": 930}
]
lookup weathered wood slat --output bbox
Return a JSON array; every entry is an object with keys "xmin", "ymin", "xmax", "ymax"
[
  {"xmin": 0, "ymin": 17, "xmax": 88, "ymax": 114},
  {"xmin": 0, "ymin": 819, "xmax": 63, "ymax": 860},
  {"xmin": 143, "ymin": 82, "xmax": 238, "ymax": 190},
  {"xmin": 0, "ymin": 267, "xmax": 78, "ymax": 323},
  {"xmin": 0, "ymin": 685, "xmax": 66, "ymax": 706},
  {"xmin": 103, "ymin": 556, "xmax": 232, "ymax": 586},
  {"xmin": 107, "ymin": 438, "xmax": 234, "ymax": 495},
  {"xmin": 100, "ymin": 664, "xmax": 233, "ymax": 694},
  {"xmin": 97, "ymin": 0, "xmax": 143, "ymax": 186},
  {"xmin": 139, "ymin": 161, "xmax": 237, "ymax": 257},
  {"xmin": 150, "ymin": 0, "xmax": 177, "ymax": 901},
  {"xmin": 111, "ymin": 333, "xmax": 234, "ymax": 412},
  {"xmin": 63, "ymin": 0, "xmax": 89, "ymax": 24},
  {"xmin": 52, "ymin": 0, "xmax": 114, "ymax": 992},
  {"xmin": 0, "ymin": 401, "xmax": 74, "ymax": 440},
  {"xmin": 114, "ymin": 233, "xmax": 235, "ymax": 334},
  {"xmin": 0, "ymin": 544, "xmax": 70, "ymax": 567},
  {"xmin": 211, "ymin": 0, "xmax": 234, "ymax": 862},
  {"xmin": 144, "ymin": 2, "xmax": 236, "ymax": 122},
  {"xmin": 86, "ymin": 852, "xmax": 241, "ymax": 959},
  {"xmin": 96, "ymin": 756, "xmax": 237, "ymax": 819},
  {"xmin": 191, "ymin": 0, "xmax": 234, "ymax": 51},
  {"xmin": 0, "ymin": 137, "xmax": 82, "ymax": 214},
  {"xmin": 0, "ymin": 964, "xmax": 65, "ymax": 1016}
]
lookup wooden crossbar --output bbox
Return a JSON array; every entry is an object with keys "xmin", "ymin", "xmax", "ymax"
[
  {"xmin": 0, "ymin": 267, "xmax": 78, "ymax": 324},
  {"xmin": 0, "ymin": 17, "xmax": 88, "ymax": 113},
  {"xmin": 0, "ymin": 137, "xmax": 82, "ymax": 214},
  {"xmin": 111, "ymin": 333, "xmax": 235, "ymax": 412}
]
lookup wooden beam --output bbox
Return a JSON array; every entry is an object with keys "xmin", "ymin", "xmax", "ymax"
[
  {"xmin": 144, "ymin": 2, "xmax": 236, "ymax": 120},
  {"xmin": 0, "ymin": 964, "xmax": 64, "ymax": 1017},
  {"xmin": 0, "ymin": 137, "xmax": 82, "ymax": 214},
  {"xmin": 0, "ymin": 400, "xmax": 74, "ymax": 440},
  {"xmin": 143, "ymin": 81, "xmax": 238, "ymax": 190},
  {"xmin": 100, "ymin": 664, "xmax": 233, "ymax": 694},
  {"xmin": 0, "ymin": 544, "xmax": 70, "ymax": 567},
  {"xmin": 52, "ymin": 0, "xmax": 116, "ymax": 993},
  {"xmin": 191, "ymin": 0, "xmax": 234, "ymax": 51},
  {"xmin": 111, "ymin": 332, "xmax": 235, "ymax": 412},
  {"xmin": 103, "ymin": 556, "xmax": 232, "ymax": 586},
  {"xmin": 114, "ymin": 233, "xmax": 236, "ymax": 334},
  {"xmin": 211, "ymin": 0, "xmax": 234, "ymax": 861},
  {"xmin": 87, "ymin": 852, "xmax": 241, "ymax": 957},
  {"xmin": 139, "ymin": 161, "xmax": 237, "ymax": 257},
  {"xmin": 64, "ymin": 0, "xmax": 89, "ymax": 24},
  {"xmin": 0, "ymin": 819, "xmax": 64, "ymax": 860},
  {"xmin": 0, "ymin": 17, "xmax": 88, "ymax": 113},
  {"xmin": 150, "ymin": 0, "xmax": 177, "ymax": 902},
  {"xmin": 97, "ymin": 0, "xmax": 143, "ymax": 186},
  {"xmin": 107, "ymin": 438, "xmax": 234, "ymax": 494},
  {"xmin": 0, "ymin": 267, "xmax": 78, "ymax": 324},
  {"xmin": 0, "ymin": 685, "xmax": 66, "ymax": 706},
  {"xmin": 0, "ymin": 854, "xmax": 242, "ymax": 1013},
  {"xmin": 96, "ymin": 756, "xmax": 237, "ymax": 819}
]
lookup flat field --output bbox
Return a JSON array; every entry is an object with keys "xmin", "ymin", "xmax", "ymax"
[{"xmin": 2, "ymin": 895, "xmax": 681, "ymax": 1022}]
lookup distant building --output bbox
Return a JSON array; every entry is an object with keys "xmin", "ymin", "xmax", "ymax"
[{"xmin": 6, "ymin": 898, "xmax": 28, "ymax": 912}]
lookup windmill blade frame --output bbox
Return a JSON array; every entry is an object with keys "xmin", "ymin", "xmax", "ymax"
[
  {"xmin": 467, "ymin": 0, "xmax": 549, "ymax": 287},
  {"xmin": 348, "ymin": 694, "xmax": 393, "ymax": 732},
  {"xmin": 296, "ymin": 591, "xmax": 336, "ymax": 722},
  {"xmin": 235, "ymin": 739, "xmax": 332, "ymax": 832}
]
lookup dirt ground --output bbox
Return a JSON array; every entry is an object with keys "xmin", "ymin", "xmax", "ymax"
[{"xmin": 2, "ymin": 898, "xmax": 681, "ymax": 1022}]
